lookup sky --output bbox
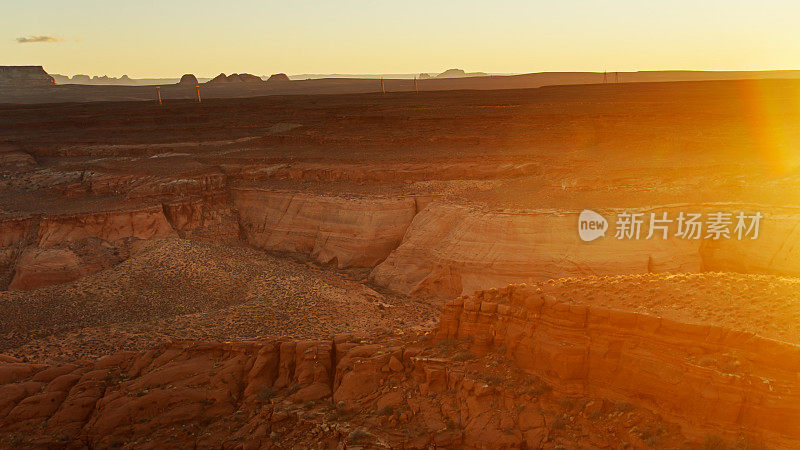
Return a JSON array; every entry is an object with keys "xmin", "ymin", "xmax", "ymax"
[{"xmin": 3, "ymin": 0, "xmax": 800, "ymax": 78}]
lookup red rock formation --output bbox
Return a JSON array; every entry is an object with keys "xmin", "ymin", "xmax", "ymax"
[
  {"xmin": 437, "ymin": 283, "xmax": 800, "ymax": 447},
  {"xmin": 0, "ymin": 335, "xmax": 694, "ymax": 448},
  {"xmin": 34, "ymin": 207, "xmax": 172, "ymax": 248},
  {"xmin": 0, "ymin": 207, "xmax": 174, "ymax": 290},
  {"xmin": 9, "ymin": 248, "xmax": 88, "ymax": 290},
  {"xmin": 8, "ymin": 238, "xmax": 128, "ymax": 290}
]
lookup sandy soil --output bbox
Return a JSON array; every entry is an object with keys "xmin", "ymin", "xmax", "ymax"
[{"xmin": 0, "ymin": 239, "xmax": 437, "ymax": 363}]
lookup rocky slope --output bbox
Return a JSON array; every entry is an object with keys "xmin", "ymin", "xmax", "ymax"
[
  {"xmin": 3, "ymin": 272, "xmax": 795, "ymax": 448},
  {"xmin": 0, "ymin": 238, "xmax": 437, "ymax": 362}
]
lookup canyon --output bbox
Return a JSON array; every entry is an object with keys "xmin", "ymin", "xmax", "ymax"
[{"xmin": 2, "ymin": 80, "xmax": 800, "ymax": 447}]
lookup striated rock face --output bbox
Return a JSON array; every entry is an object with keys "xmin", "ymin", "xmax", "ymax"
[
  {"xmin": 233, "ymin": 189, "xmax": 419, "ymax": 268},
  {"xmin": 36, "ymin": 206, "xmax": 175, "ymax": 248},
  {"xmin": 437, "ymin": 281, "xmax": 800, "ymax": 447},
  {"xmin": 371, "ymin": 205, "xmax": 702, "ymax": 298},
  {"xmin": 0, "ymin": 66, "xmax": 54, "ymax": 86}
]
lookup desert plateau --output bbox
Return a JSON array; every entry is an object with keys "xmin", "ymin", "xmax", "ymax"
[{"xmin": 0, "ymin": 75, "xmax": 799, "ymax": 449}]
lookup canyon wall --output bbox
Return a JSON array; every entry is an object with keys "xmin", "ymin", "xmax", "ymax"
[
  {"xmin": 437, "ymin": 284, "xmax": 800, "ymax": 447},
  {"xmin": 233, "ymin": 189, "xmax": 419, "ymax": 268},
  {"xmin": 370, "ymin": 205, "xmax": 702, "ymax": 298},
  {"xmin": 7, "ymin": 189, "xmax": 800, "ymax": 295}
]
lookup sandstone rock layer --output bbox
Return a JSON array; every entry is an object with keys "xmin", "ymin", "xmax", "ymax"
[{"xmin": 437, "ymin": 282, "xmax": 800, "ymax": 448}]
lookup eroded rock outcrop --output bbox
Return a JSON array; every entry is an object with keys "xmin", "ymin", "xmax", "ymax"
[
  {"xmin": 36, "ymin": 207, "xmax": 174, "ymax": 248},
  {"xmin": 0, "ymin": 207, "xmax": 174, "ymax": 290},
  {"xmin": 437, "ymin": 281, "xmax": 800, "ymax": 447},
  {"xmin": 0, "ymin": 334, "xmax": 692, "ymax": 449},
  {"xmin": 233, "ymin": 189, "xmax": 418, "ymax": 268},
  {"xmin": 8, "ymin": 239, "xmax": 127, "ymax": 291}
]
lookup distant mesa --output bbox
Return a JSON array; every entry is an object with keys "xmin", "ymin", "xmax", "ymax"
[
  {"xmin": 435, "ymin": 68, "xmax": 488, "ymax": 79},
  {"xmin": 229, "ymin": 73, "xmax": 263, "ymax": 83},
  {"xmin": 0, "ymin": 66, "xmax": 55, "ymax": 86},
  {"xmin": 209, "ymin": 73, "xmax": 229, "ymax": 83},
  {"xmin": 50, "ymin": 74, "xmax": 187, "ymax": 85},
  {"xmin": 207, "ymin": 73, "xmax": 264, "ymax": 84},
  {"xmin": 178, "ymin": 74, "xmax": 199, "ymax": 85},
  {"xmin": 267, "ymin": 73, "xmax": 290, "ymax": 82},
  {"xmin": 436, "ymin": 68, "xmax": 467, "ymax": 78},
  {"xmin": 419, "ymin": 73, "xmax": 431, "ymax": 79}
]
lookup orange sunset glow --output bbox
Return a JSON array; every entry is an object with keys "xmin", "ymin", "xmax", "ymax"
[{"xmin": 2, "ymin": 1, "xmax": 800, "ymax": 449}]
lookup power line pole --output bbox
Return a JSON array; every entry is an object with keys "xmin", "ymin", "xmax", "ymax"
[
  {"xmin": 380, "ymin": 77, "xmax": 385, "ymax": 94},
  {"xmin": 603, "ymin": 71, "xmax": 607, "ymax": 84},
  {"xmin": 196, "ymin": 84, "xmax": 202, "ymax": 103},
  {"xmin": 155, "ymin": 86, "xmax": 162, "ymax": 105},
  {"xmin": 413, "ymin": 76, "xmax": 419, "ymax": 94}
]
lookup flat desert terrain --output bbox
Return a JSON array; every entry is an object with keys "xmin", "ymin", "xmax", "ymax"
[{"xmin": 2, "ymin": 79, "xmax": 800, "ymax": 448}]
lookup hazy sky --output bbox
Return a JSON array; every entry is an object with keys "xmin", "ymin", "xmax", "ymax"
[{"xmin": 3, "ymin": 0, "xmax": 799, "ymax": 78}]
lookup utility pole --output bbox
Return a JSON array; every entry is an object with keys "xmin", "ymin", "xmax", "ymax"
[
  {"xmin": 380, "ymin": 77, "xmax": 385, "ymax": 94},
  {"xmin": 196, "ymin": 84, "xmax": 202, "ymax": 103},
  {"xmin": 413, "ymin": 76, "xmax": 419, "ymax": 94},
  {"xmin": 155, "ymin": 86, "xmax": 162, "ymax": 105},
  {"xmin": 603, "ymin": 71, "xmax": 607, "ymax": 84},
  {"xmin": 615, "ymin": 72, "xmax": 619, "ymax": 84}
]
